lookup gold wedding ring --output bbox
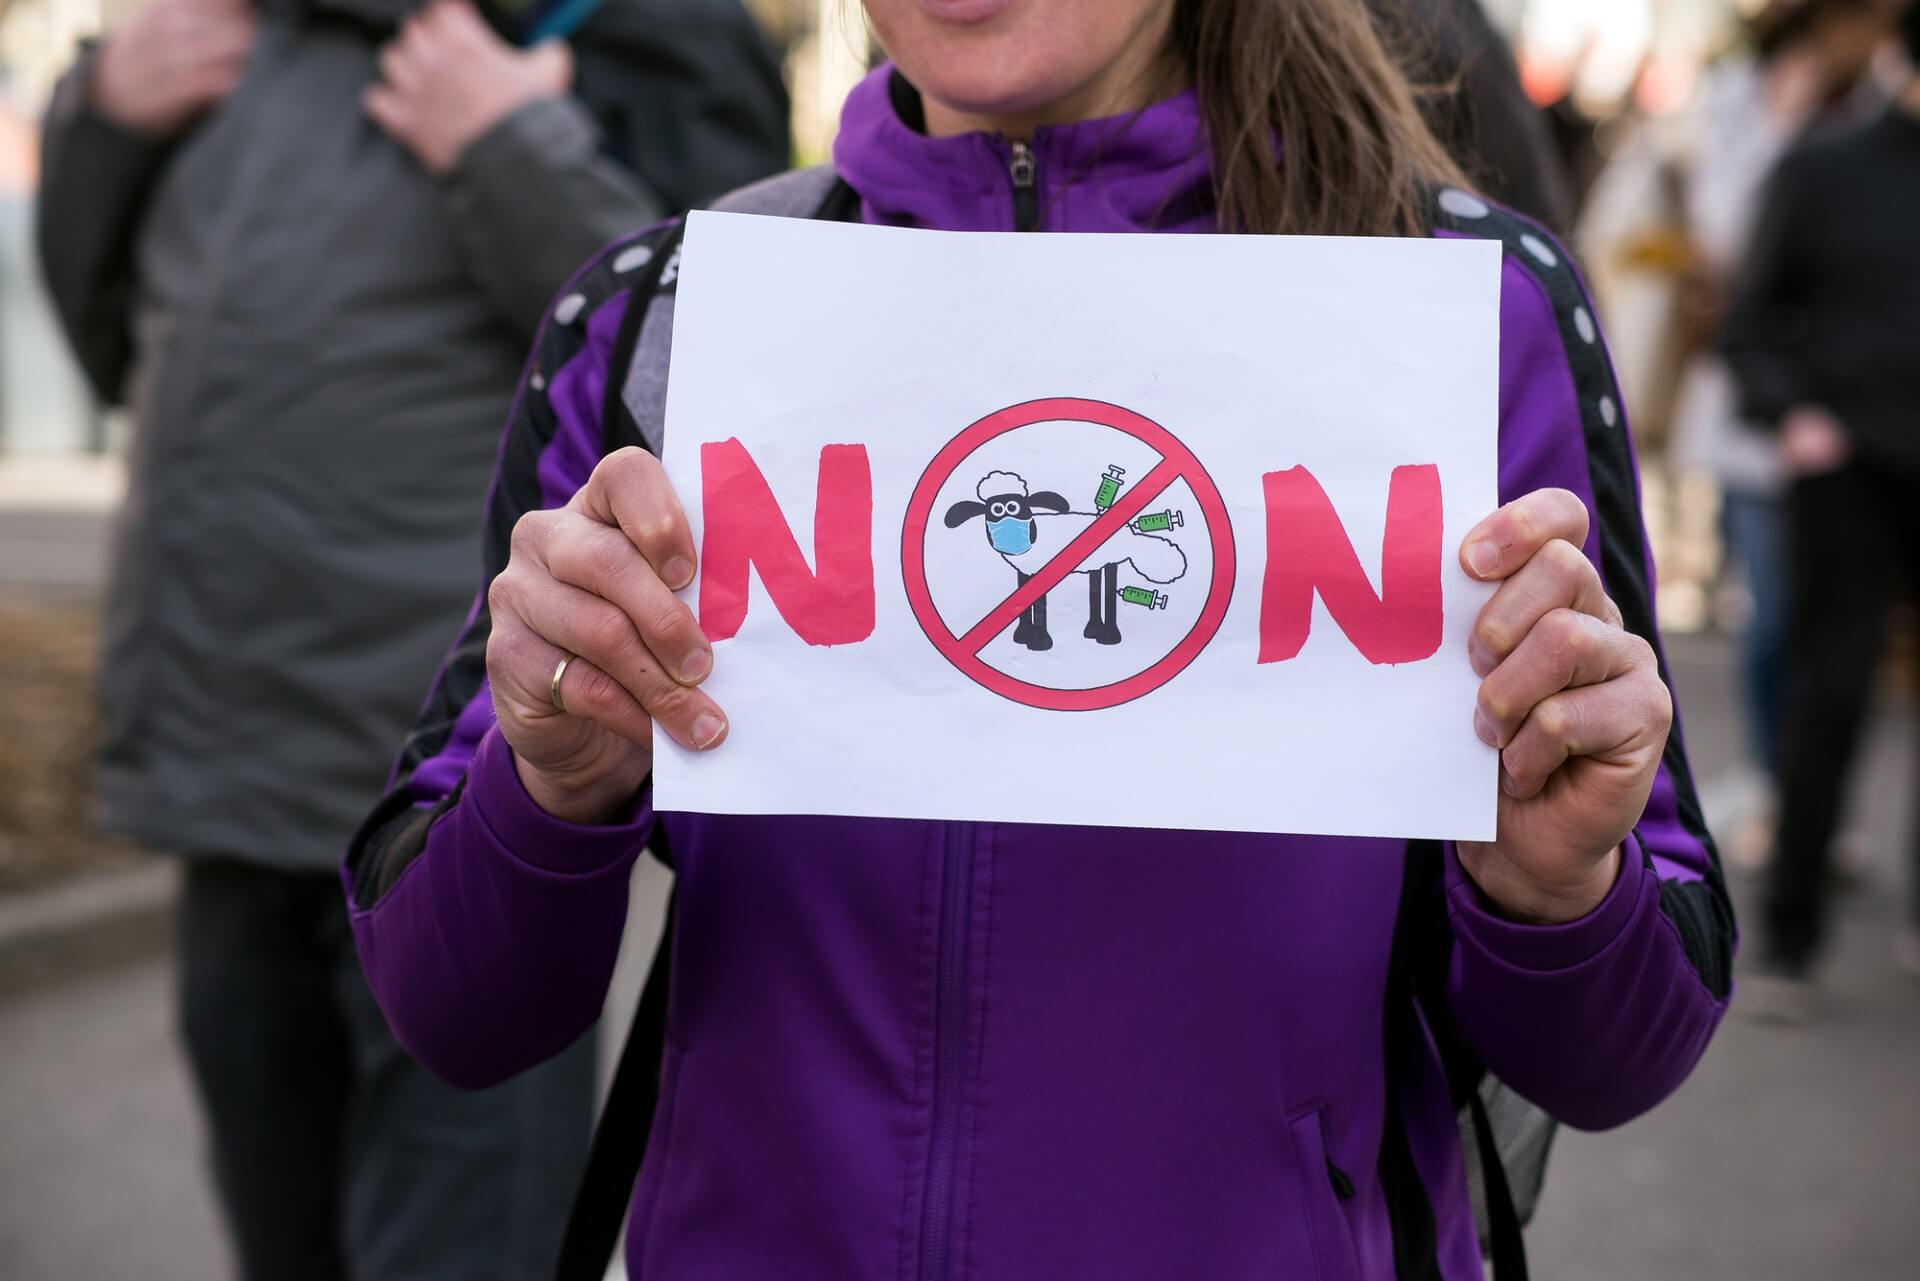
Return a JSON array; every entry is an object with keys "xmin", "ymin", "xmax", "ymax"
[{"xmin": 551, "ymin": 653, "xmax": 575, "ymax": 713}]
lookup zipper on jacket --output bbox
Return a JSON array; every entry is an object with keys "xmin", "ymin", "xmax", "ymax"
[
  {"xmin": 1008, "ymin": 140, "xmax": 1038, "ymax": 231},
  {"xmin": 1327, "ymin": 1158, "xmax": 1356, "ymax": 1202},
  {"xmin": 918, "ymin": 821, "xmax": 976, "ymax": 1281}
]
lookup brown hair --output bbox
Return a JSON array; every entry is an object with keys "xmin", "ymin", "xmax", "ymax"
[{"xmin": 1171, "ymin": 0, "xmax": 1469, "ymax": 236}]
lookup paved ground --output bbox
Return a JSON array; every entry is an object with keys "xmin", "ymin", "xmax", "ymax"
[
  {"xmin": 0, "ymin": 454, "xmax": 121, "ymax": 589},
  {"xmin": 0, "ymin": 857, "xmax": 673, "ymax": 1281},
  {"xmin": 1526, "ymin": 634, "xmax": 1920, "ymax": 1281},
  {"xmin": 0, "ymin": 634, "xmax": 1914, "ymax": 1279}
]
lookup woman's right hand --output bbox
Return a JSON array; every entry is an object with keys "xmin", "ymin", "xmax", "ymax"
[{"xmin": 485, "ymin": 447, "xmax": 727, "ymax": 824}]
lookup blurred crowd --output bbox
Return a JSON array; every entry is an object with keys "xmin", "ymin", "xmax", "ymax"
[
  {"xmin": 1570, "ymin": 0, "xmax": 1920, "ymax": 1014},
  {"xmin": 0, "ymin": 0, "xmax": 1914, "ymax": 1278}
]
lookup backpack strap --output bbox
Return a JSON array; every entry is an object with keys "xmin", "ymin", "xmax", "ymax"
[
  {"xmin": 599, "ymin": 222, "xmax": 685, "ymax": 458},
  {"xmin": 601, "ymin": 165, "xmax": 854, "ymax": 458},
  {"xmin": 1402, "ymin": 838, "xmax": 1534, "ymax": 1281},
  {"xmin": 553, "ymin": 901, "xmax": 673, "ymax": 1281},
  {"xmin": 1377, "ymin": 841, "xmax": 1447, "ymax": 1281},
  {"xmin": 1469, "ymin": 1088, "xmax": 1530, "ymax": 1281},
  {"xmin": 556, "ymin": 166, "xmax": 856, "ymax": 1281}
]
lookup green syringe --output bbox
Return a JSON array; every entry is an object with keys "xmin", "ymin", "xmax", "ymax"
[{"xmin": 1131, "ymin": 509, "xmax": 1184, "ymax": 534}]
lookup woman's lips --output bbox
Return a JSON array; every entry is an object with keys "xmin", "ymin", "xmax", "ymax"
[{"xmin": 916, "ymin": 0, "xmax": 1019, "ymax": 26}]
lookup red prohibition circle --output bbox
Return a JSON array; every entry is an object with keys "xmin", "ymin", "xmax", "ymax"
[{"xmin": 901, "ymin": 396, "xmax": 1236, "ymax": 712}]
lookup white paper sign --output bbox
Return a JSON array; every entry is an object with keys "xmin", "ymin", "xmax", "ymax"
[{"xmin": 656, "ymin": 212, "xmax": 1501, "ymax": 840}]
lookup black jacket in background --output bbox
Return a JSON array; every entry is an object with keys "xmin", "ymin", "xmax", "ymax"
[
  {"xmin": 1721, "ymin": 108, "xmax": 1920, "ymax": 476},
  {"xmin": 1371, "ymin": 0, "xmax": 1572, "ymax": 231}
]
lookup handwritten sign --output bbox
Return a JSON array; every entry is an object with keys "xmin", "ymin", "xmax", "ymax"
[{"xmin": 656, "ymin": 212, "xmax": 1501, "ymax": 840}]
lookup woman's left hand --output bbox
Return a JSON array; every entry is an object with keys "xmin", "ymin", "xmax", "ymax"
[{"xmin": 1456, "ymin": 489, "xmax": 1672, "ymax": 925}]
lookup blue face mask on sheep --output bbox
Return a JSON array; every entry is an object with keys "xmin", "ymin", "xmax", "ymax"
[
  {"xmin": 943, "ymin": 487, "xmax": 1071, "ymax": 553},
  {"xmin": 988, "ymin": 516, "xmax": 1035, "ymax": 555}
]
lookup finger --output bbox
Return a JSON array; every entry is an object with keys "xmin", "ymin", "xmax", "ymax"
[
  {"xmin": 498, "ymin": 573, "xmax": 726, "ymax": 750},
  {"xmin": 433, "ymin": 0, "xmax": 493, "ymax": 45},
  {"xmin": 489, "ymin": 618, "xmax": 654, "ymax": 747},
  {"xmin": 400, "ymin": 12, "xmax": 449, "ymax": 64},
  {"xmin": 198, "ymin": 28, "xmax": 257, "ymax": 69},
  {"xmin": 191, "ymin": 30, "xmax": 256, "ymax": 87},
  {"xmin": 1460, "ymin": 488, "xmax": 1591, "ymax": 582},
  {"xmin": 1475, "ymin": 609, "xmax": 1646, "ymax": 748},
  {"xmin": 1468, "ymin": 537, "xmax": 1619, "ymax": 676},
  {"xmin": 362, "ymin": 85, "xmax": 414, "ymax": 140},
  {"xmin": 174, "ymin": 11, "xmax": 248, "ymax": 52},
  {"xmin": 187, "ymin": 63, "xmax": 247, "ymax": 104},
  {"xmin": 571, "ymin": 448, "xmax": 698, "ymax": 591},
  {"xmin": 1499, "ymin": 674, "xmax": 1670, "ymax": 801},
  {"xmin": 378, "ymin": 42, "xmax": 420, "ymax": 95},
  {"xmin": 538, "ymin": 516, "xmax": 712, "ymax": 686},
  {"xmin": 203, "ymin": 13, "xmax": 259, "ymax": 50},
  {"xmin": 504, "ymin": 509, "xmax": 710, "ymax": 696},
  {"xmin": 527, "ymin": 39, "xmax": 575, "ymax": 90},
  {"xmin": 163, "ymin": 12, "xmax": 221, "ymax": 59}
]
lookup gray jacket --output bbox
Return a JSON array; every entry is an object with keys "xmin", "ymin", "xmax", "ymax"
[{"xmin": 37, "ymin": 0, "xmax": 787, "ymax": 868}]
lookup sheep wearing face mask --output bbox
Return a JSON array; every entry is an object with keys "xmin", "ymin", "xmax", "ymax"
[{"xmin": 943, "ymin": 469, "xmax": 1187, "ymax": 650}]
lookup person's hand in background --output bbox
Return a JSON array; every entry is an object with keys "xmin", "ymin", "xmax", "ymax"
[
  {"xmin": 1779, "ymin": 405, "xmax": 1852, "ymax": 476},
  {"xmin": 92, "ymin": 0, "xmax": 258, "ymax": 137},
  {"xmin": 364, "ymin": 0, "xmax": 573, "ymax": 177}
]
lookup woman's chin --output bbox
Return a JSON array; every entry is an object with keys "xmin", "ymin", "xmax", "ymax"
[{"xmin": 869, "ymin": 0, "xmax": 1175, "ymax": 132}]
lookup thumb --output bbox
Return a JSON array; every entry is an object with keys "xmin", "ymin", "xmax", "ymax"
[
  {"xmin": 527, "ymin": 39, "xmax": 575, "ymax": 94},
  {"xmin": 362, "ymin": 84, "xmax": 411, "ymax": 140}
]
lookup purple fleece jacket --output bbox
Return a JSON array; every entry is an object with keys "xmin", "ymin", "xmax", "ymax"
[{"xmin": 345, "ymin": 67, "xmax": 1732, "ymax": 1281}]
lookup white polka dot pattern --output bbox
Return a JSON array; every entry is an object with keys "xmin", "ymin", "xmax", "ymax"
[
  {"xmin": 553, "ymin": 293, "xmax": 588, "ymax": 325},
  {"xmin": 530, "ymin": 372, "xmax": 546, "ymax": 392},
  {"xmin": 1443, "ymin": 188, "xmax": 1635, "ymax": 449},
  {"xmin": 1438, "ymin": 189, "xmax": 1490, "ymax": 220},
  {"xmin": 613, "ymin": 244, "xmax": 655, "ymax": 274},
  {"xmin": 1519, "ymin": 234, "xmax": 1558, "ymax": 268}
]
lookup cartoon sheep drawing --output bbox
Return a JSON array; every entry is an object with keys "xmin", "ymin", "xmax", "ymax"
[{"xmin": 943, "ymin": 469, "xmax": 1188, "ymax": 650}]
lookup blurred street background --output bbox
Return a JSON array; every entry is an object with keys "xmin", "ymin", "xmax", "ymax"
[{"xmin": 1, "ymin": 0, "xmax": 1916, "ymax": 1278}]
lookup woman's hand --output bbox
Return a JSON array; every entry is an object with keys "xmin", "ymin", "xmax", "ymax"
[
  {"xmin": 1456, "ymin": 490, "xmax": 1672, "ymax": 924},
  {"xmin": 485, "ymin": 448, "xmax": 726, "ymax": 825},
  {"xmin": 364, "ymin": 0, "xmax": 572, "ymax": 177}
]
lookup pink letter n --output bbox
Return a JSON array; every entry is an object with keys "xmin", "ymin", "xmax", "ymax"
[
  {"xmin": 698, "ymin": 439, "xmax": 874, "ymax": 646},
  {"xmin": 1258, "ymin": 463, "xmax": 1443, "ymax": 666}
]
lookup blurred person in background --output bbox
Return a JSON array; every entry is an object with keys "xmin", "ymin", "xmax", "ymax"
[
  {"xmin": 1723, "ymin": 0, "xmax": 1920, "ymax": 1015},
  {"xmin": 33, "ymin": 0, "xmax": 786, "ymax": 1277},
  {"xmin": 1372, "ymin": 0, "xmax": 1572, "ymax": 230},
  {"xmin": 1671, "ymin": 0, "xmax": 1894, "ymax": 864}
]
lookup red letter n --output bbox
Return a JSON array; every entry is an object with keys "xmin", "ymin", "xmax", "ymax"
[
  {"xmin": 1258, "ymin": 464, "xmax": 1443, "ymax": 666},
  {"xmin": 698, "ymin": 439, "xmax": 874, "ymax": 646}
]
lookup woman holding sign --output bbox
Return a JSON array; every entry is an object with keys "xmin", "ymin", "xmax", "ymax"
[{"xmin": 346, "ymin": 2, "xmax": 1733, "ymax": 1278}]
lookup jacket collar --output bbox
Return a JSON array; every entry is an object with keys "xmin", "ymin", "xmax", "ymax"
[{"xmin": 831, "ymin": 64, "xmax": 1216, "ymax": 234}]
